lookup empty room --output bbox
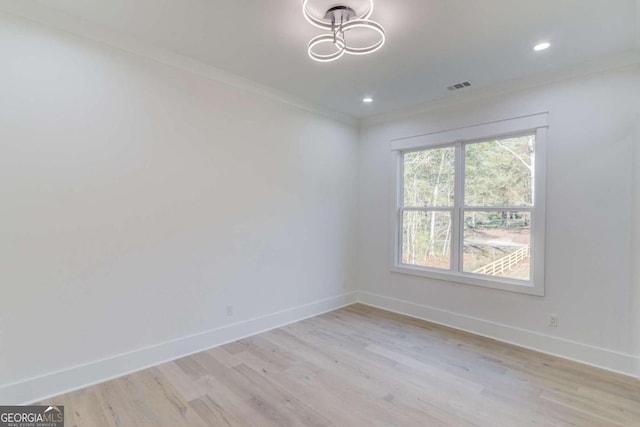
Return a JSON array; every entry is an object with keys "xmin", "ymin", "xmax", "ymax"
[{"xmin": 1, "ymin": 0, "xmax": 639, "ymax": 425}]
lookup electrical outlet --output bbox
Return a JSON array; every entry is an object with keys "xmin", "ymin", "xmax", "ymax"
[
  {"xmin": 548, "ymin": 314, "xmax": 558, "ymax": 328},
  {"xmin": 226, "ymin": 305, "xmax": 234, "ymax": 316}
]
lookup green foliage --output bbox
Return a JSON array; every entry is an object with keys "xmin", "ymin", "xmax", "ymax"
[
  {"xmin": 403, "ymin": 146, "xmax": 455, "ymax": 207},
  {"xmin": 465, "ymin": 136, "xmax": 534, "ymax": 207},
  {"xmin": 401, "ymin": 135, "xmax": 534, "ymax": 274}
]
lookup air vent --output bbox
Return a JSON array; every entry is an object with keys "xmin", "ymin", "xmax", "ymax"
[{"xmin": 447, "ymin": 81, "xmax": 471, "ymax": 91}]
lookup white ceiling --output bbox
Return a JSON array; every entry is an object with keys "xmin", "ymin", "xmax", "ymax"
[{"xmin": 25, "ymin": 0, "xmax": 640, "ymax": 118}]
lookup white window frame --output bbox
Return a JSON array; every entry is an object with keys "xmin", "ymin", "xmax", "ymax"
[{"xmin": 390, "ymin": 113, "xmax": 547, "ymax": 296}]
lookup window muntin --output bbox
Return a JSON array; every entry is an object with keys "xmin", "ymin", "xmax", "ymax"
[{"xmin": 398, "ymin": 133, "xmax": 538, "ymax": 288}]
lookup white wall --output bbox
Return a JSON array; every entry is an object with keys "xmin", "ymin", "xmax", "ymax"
[
  {"xmin": 357, "ymin": 65, "xmax": 640, "ymax": 375},
  {"xmin": 1, "ymin": 7, "xmax": 638, "ymax": 406},
  {"xmin": 0, "ymin": 12, "xmax": 358, "ymax": 401}
]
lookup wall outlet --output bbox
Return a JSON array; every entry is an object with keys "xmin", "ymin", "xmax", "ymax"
[
  {"xmin": 226, "ymin": 305, "xmax": 234, "ymax": 316},
  {"xmin": 548, "ymin": 313, "xmax": 558, "ymax": 328}
]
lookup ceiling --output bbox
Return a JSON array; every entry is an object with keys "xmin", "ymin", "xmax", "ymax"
[{"xmin": 25, "ymin": 0, "xmax": 640, "ymax": 118}]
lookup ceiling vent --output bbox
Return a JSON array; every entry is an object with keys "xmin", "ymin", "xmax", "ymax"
[{"xmin": 447, "ymin": 81, "xmax": 471, "ymax": 91}]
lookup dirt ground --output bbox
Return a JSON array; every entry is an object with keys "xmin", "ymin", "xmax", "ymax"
[{"xmin": 415, "ymin": 226, "xmax": 531, "ymax": 280}]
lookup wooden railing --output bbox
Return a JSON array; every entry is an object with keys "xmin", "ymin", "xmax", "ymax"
[{"xmin": 473, "ymin": 246, "xmax": 529, "ymax": 276}]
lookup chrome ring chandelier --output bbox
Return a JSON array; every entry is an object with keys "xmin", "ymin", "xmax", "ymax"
[{"xmin": 303, "ymin": 0, "xmax": 386, "ymax": 62}]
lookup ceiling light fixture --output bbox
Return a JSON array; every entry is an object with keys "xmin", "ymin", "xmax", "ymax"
[
  {"xmin": 362, "ymin": 96, "xmax": 373, "ymax": 103},
  {"xmin": 533, "ymin": 42, "xmax": 551, "ymax": 51},
  {"xmin": 303, "ymin": 0, "xmax": 385, "ymax": 62}
]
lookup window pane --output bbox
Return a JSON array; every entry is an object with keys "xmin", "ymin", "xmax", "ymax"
[
  {"xmin": 465, "ymin": 135, "xmax": 535, "ymax": 207},
  {"xmin": 402, "ymin": 210, "xmax": 451, "ymax": 269},
  {"xmin": 463, "ymin": 211, "xmax": 531, "ymax": 281},
  {"xmin": 403, "ymin": 146, "xmax": 455, "ymax": 207}
]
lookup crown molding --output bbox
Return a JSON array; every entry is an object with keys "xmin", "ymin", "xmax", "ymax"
[
  {"xmin": 0, "ymin": 1, "xmax": 357, "ymax": 126},
  {"xmin": 361, "ymin": 49, "xmax": 640, "ymax": 128},
  {"xmin": 1, "ymin": 0, "xmax": 636, "ymax": 129}
]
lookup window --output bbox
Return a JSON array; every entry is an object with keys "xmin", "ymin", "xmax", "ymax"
[{"xmin": 391, "ymin": 114, "xmax": 547, "ymax": 295}]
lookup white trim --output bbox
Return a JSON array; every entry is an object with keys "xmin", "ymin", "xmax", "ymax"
[
  {"xmin": 391, "ymin": 113, "xmax": 548, "ymax": 151},
  {"xmin": 0, "ymin": 292, "xmax": 357, "ymax": 405},
  {"xmin": 357, "ymin": 291, "xmax": 640, "ymax": 379},
  {"xmin": 389, "ymin": 151, "xmax": 403, "ymax": 273},
  {"xmin": 0, "ymin": 4, "xmax": 356, "ymax": 126},
  {"xmin": 452, "ymin": 143, "xmax": 463, "ymax": 271},
  {"xmin": 389, "ymin": 265, "xmax": 543, "ymax": 296},
  {"xmin": 531, "ymin": 127, "xmax": 548, "ymax": 295},
  {"xmin": 2, "ymin": 292, "xmax": 638, "ymax": 405},
  {"xmin": 391, "ymin": 119, "xmax": 547, "ymax": 295},
  {"xmin": 1, "ymin": 1, "xmax": 637, "ymax": 127}
]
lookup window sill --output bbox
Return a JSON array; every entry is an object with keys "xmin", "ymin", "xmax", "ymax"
[{"xmin": 390, "ymin": 264, "xmax": 544, "ymax": 296}]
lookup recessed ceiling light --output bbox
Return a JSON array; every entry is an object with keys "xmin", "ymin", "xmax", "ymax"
[
  {"xmin": 533, "ymin": 42, "xmax": 550, "ymax": 51},
  {"xmin": 362, "ymin": 97, "xmax": 373, "ymax": 103}
]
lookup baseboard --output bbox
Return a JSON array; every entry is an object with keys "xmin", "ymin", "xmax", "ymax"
[
  {"xmin": 3, "ymin": 289, "xmax": 636, "ymax": 405},
  {"xmin": 0, "ymin": 292, "xmax": 357, "ymax": 405},
  {"xmin": 357, "ymin": 291, "xmax": 640, "ymax": 379}
]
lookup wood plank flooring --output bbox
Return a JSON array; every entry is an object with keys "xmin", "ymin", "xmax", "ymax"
[{"xmin": 41, "ymin": 304, "xmax": 640, "ymax": 426}]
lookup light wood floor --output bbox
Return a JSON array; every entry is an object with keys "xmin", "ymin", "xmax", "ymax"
[{"xmin": 41, "ymin": 304, "xmax": 640, "ymax": 426}]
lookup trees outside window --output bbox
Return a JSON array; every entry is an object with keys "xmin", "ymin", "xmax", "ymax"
[{"xmin": 393, "ymin": 125, "xmax": 546, "ymax": 296}]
